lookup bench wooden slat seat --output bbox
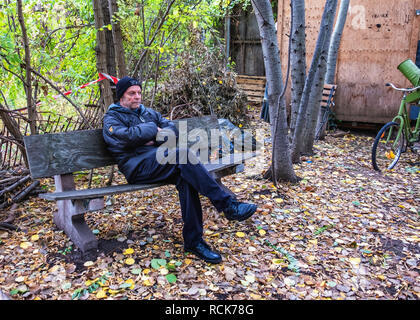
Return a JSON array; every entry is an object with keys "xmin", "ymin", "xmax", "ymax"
[
  {"xmin": 23, "ymin": 115, "xmax": 256, "ymax": 253},
  {"xmin": 39, "ymin": 152, "xmax": 256, "ymax": 201}
]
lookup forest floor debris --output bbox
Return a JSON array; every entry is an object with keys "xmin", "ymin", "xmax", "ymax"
[{"xmin": 0, "ymin": 111, "xmax": 419, "ymax": 300}]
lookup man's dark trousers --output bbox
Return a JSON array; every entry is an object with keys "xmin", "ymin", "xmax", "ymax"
[{"xmin": 130, "ymin": 148, "xmax": 232, "ymax": 248}]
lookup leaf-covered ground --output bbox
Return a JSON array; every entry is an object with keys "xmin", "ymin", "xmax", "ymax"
[{"xmin": 0, "ymin": 113, "xmax": 419, "ymax": 300}]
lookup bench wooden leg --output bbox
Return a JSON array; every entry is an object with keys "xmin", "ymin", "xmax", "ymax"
[
  {"xmin": 53, "ymin": 174, "xmax": 103, "ymax": 253},
  {"xmin": 54, "ymin": 198, "xmax": 104, "ymax": 253}
]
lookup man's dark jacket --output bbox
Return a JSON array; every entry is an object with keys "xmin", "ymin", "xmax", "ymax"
[{"xmin": 103, "ymin": 103, "xmax": 178, "ymax": 183}]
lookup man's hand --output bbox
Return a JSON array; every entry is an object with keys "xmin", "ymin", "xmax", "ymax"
[{"xmin": 145, "ymin": 127, "xmax": 162, "ymax": 145}]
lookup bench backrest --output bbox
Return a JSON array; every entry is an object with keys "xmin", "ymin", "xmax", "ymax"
[
  {"xmin": 321, "ymin": 84, "xmax": 337, "ymax": 108},
  {"xmin": 24, "ymin": 115, "xmax": 219, "ymax": 179}
]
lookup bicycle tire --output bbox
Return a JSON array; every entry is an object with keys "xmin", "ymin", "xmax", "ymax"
[{"xmin": 371, "ymin": 121, "xmax": 405, "ymax": 171}]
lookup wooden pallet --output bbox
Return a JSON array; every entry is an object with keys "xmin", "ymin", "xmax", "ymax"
[{"xmin": 237, "ymin": 75, "xmax": 266, "ymax": 103}]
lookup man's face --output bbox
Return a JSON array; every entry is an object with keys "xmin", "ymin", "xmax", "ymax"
[{"xmin": 120, "ymin": 85, "xmax": 142, "ymax": 110}]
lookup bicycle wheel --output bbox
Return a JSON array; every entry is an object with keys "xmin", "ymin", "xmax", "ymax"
[{"xmin": 372, "ymin": 121, "xmax": 406, "ymax": 171}]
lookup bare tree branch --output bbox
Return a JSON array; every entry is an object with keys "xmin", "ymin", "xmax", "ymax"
[{"xmin": 29, "ymin": 69, "xmax": 93, "ymax": 129}]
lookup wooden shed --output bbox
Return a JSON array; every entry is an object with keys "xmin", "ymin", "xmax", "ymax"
[{"xmin": 277, "ymin": 0, "xmax": 420, "ymax": 124}]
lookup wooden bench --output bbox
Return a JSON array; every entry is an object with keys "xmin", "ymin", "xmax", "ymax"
[
  {"xmin": 23, "ymin": 115, "xmax": 256, "ymax": 253},
  {"xmin": 315, "ymin": 83, "xmax": 337, "ymax": 140}
]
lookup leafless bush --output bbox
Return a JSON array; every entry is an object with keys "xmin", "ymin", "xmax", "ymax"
[{"xmin": 151, "ymin": 34, "xmax": 250, "ymax": 125}]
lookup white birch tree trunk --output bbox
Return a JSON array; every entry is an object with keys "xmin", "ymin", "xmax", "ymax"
[
  {"xmin": 289, "ymin": 0, "xmax": 306, "ymax": 139},
  {"xmin": 326, "ymin": 0, "xmax": 350, "ymax": 84},
  {"xmin": 251, "ymin": 0, "xmax": 298, "ymax": 183},
  {"xmin": 316, "ymin": 0, "xmax": 350, "ymax": 139},
  {"xmin": 290, "ymin": 0, "xmax": 338, "ymax": 163},
  {"xmin": 302, "ymin": 0, "xmax": 338, "ymax": 154}
]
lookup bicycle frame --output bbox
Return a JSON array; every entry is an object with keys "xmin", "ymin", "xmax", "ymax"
[{"xmin": 392, "ymin": 90, "xmax": 420, "ymax": 145}]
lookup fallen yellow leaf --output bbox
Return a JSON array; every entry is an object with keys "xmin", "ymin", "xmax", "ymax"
[
  {"xmin": 30, "ymin": 235, "xmax": 39, "ymax": 241},
  {"xmin": 143, "ymin": 279, "xmax": 153, "ymax": 286},
  {"xmin": 125, "ymin": 258, "xmax": 135, "ymax": 265},
  {"xmin": 385, "ymin": 150, "xmax": 395, "ymax": 160},
  {"xmin": 20, "ymin": 242, "xmax": 32, "ymax": 249},
  {"xmin": 236, "ymin": 232, "xmax": 246, "ymax": 238},
  {"xmin": 83, "ymin": 261, "xmax": 94, "ymax": 267},
  {"xmin": 108, "ymin": 289, "xmax": 120, "ymax": 295},
  {"xmin": 96, "ymin": 289, "xmax": 107, "ymax": 299},
  {"xmin": 249, "ymin": 293, "xmax": 262, "ymax": 299},
  {"xmin": 124, "ymin": 279, "xmax": 135, "ymax": 289},
  {"xmin": 349, "ymin": 257, "xmax": 361, "ymax": 265},
  {"xmin": 259, "ymin": 229, "xmax": 266, "ymax": 236},
  {"xmin": 123, "ymin": 248, "xmax": 134, "ymax": 255}
]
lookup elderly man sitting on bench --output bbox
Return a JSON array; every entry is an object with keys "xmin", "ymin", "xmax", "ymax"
[{"xmin": 102, "ymin": 76, "xmax": 257, "ymax": 264}]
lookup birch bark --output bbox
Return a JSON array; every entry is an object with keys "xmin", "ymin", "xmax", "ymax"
[
  {"xmin": 326, "ymin": 0, "xmax": 350, "ymax": 84},
  {"xmin": 316, "ymin": 0, "xmax": 350, "ymax": 139},
  {"xmin": 302, "ymin": 0, "xmax": 338, "ymax": 154},
  {"xmin": 251, "ymin": 0, "xmax": 298, "ymax": 183},
  {"xmin": 290, "ymin": 0, "xmax": 338, "ymax": 163},
  {"xmin": 289, "ymin": 0, "xmax": 306, "ymax": 138}
]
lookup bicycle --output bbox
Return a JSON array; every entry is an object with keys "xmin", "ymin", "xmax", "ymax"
[{"xmin": 371, "ymin": 82, "xmax": 420, "ymax": 171}]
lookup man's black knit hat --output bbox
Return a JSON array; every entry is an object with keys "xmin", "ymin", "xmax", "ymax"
[{"xmin": 116, "ymin": 76, "xmax": 142, "ymax": 100}]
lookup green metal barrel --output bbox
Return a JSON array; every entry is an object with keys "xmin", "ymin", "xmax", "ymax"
[{"xmin": 398, "ymin": 59, "xmax": 420, "ymax": 86}]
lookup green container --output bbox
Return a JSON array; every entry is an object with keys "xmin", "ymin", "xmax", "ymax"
[{"xmin": 398, "ymin": 59, "xmax": 420, "ymax": 86}]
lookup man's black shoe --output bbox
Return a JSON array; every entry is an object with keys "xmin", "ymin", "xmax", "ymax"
[
  {"xmin": 185, "ymin": 240, "xmax": 222, "ymax": 264},
  {"xmin": 223, "ymin": 198, "xmax": 257, "ymax": 222}
]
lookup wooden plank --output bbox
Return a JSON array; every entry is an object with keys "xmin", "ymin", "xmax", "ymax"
[
  {"xmin": 40, "ymin": 152, "xmax": 257, "ymax": 201},
  {"xmin": 237, "ymin": 76, "xmax": 266, "ymax": 81},
  {"xmin": 237, "ymin": 82, "xmax": 266, "ymax": 88},
  {"xmin": 40, "ymin": 182, "xmax": 166, "ymax": 201},
  {"xmin": 246, "ymin": 94, "xmax": 264, "ymax": 99},
  {"xmin": 245, "ymin": 89, "xmax": 265, "ymax": 94},
  {"xmin": 247, "ymin": 97, "xmax": 264, "ymax": 103},
  {"xmin": 24, "ymin": 129, "xmax": 115, "ymax": 179},
  {"xmin": 239, "ymin": 87, "xmax": 265, "ymax": 92},
  {"xmin": 237, "ymin": 79, "xmax": 266, "ymax": 86},
  {"xmin": 173, "ymin": 115, "xmax": 219, "ymax": 134},
  {"xmin": 237, "ymin": 75, "xmax": 266, "ymax": 80},
  {"xmin": 236, "ymin": 78, "xmax": 266, "ymax": 83},
  {"xmin": 323, "ymin": 84, "xmax": 337, "ymax": 90}
]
